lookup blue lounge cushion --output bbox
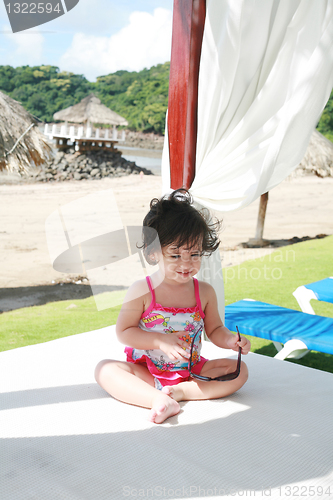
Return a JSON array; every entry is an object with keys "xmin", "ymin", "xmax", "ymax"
[
  {"xmin": 225, "ymin": 300, "xmax": 333, "ymax": 355},
  {"xmin": 304, "ymin": 278, "xmax": 333, "ymax": 303}
]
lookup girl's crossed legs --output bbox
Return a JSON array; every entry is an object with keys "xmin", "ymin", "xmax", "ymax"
[{"xmin": 95, "ymin": 358, "xmax": 248, "ymax": 424}]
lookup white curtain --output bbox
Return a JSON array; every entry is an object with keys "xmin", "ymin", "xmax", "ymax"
[
  {"xmin": 161, "ymin": 0, "xmax": 333, "ymax": 319},
  {"xmin": 163, "ymin": 0, "xmax": 333, "ymax": 210}
]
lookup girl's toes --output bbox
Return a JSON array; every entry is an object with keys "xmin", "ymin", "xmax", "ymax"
[
  {"xmin": 161, "ymin": 386, "xmax": 172, "ymax": 397},
  {"xmin": 149, "ymin": 396, "xmax": 180, "ymax": 424},
  {"xmin": 148, "ymin": 407, "xmax": 163, "ymax": 423}
]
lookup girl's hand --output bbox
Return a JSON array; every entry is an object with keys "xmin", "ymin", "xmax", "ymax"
[
  {"xmin": 227, "ymin": 333, "xmax": 251, "ymax": 355},
  {"xmin": 159, "ymin": 332, "xmax": 191, "ymax": 361}
]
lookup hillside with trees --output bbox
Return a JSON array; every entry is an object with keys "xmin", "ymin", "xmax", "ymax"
[
  {"xmin": 95, "ymin": 63, "xmax": 169, "ymax": 134},
  {"xmin": 0, "ymin": 62, "xmax": 332, "ymax": 139},
  {"xmin": 0, "ymin": 63, "xmax": 169, "ymax": 135},
  {"xmin": 0, "ymin": 65, "xmax": 91, "ymax": 123}
]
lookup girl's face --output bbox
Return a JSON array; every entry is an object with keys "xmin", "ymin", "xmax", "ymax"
[{"xmin": 158, "ymin": 242, "xmax": 202, "ymax": 284}]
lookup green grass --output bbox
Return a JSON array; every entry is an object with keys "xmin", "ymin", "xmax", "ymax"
[
  {"xmin": 1, "ymin": 236, "xmax": 332, "ymax": 374},
  {"xmin": 223, "ymin": 235, "xmax": 333, "ymax": 374},
  {"xmin": 0, "ymin": 293, "xmax": 122, "ymax": 352}
]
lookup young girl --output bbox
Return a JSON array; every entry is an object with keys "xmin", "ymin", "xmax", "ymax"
[{"xmin": 95, "ymin": 189, "xmax": 250, "ymax": 424}]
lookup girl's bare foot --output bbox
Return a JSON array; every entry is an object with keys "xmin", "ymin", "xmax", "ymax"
[{"xmin": 149, "ymin": 392, "xmax": 180, "ymax": 424}]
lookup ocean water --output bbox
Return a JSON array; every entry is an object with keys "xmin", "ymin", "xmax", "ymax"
[{"xmin": 119, "ymin": 146, "xmax": 162, "ymax": 176}]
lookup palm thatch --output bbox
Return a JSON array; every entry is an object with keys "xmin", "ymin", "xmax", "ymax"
[
  {"xmin": 53, "ymin": 93, "xmax": 128, "ymax": 126},
  {"xmin": 0, "ymin": 91, "xmax": 52, "ymax": 173},
  {"xmin": 297, "ymin": 129, "xmax": 333, "ymax": 177}
]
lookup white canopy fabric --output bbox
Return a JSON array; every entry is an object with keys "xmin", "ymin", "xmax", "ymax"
[
  {"xmin": 161, "ymin": 0, "xmax": 333, "ymax": 320},
  {"xmin": 162, "ymin": 0, "xmax": 333, "ymax": 212}
]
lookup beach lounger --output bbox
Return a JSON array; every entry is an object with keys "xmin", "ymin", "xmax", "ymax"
[
  {"xmin": 1, "ymin": 326, "xmax": 333, "ymax": 499},
  {"xmin": 225, "ymin": 299, "xmax": 333, "ymax": 360},
  {"xmin": 293, "ymin": 277, "xmax": 333, "ymax": 314}
]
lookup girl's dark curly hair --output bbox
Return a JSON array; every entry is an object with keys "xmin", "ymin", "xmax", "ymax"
[{"xmin": 141, "ymin": 189, "xmax": 221, "ymax": 264}]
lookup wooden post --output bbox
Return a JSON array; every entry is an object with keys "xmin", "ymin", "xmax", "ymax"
[
  {"xmin": 255, "ymin": 192, "xmax": 269, "ymax": 241},
  {"xmin": 168, "ymin": 0, "xmax": 206, "ymax": 190}
]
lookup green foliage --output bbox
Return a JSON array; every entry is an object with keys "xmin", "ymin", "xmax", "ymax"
[
  {"xmin": 95, "ymin": 62, "xmax": 170, "ymax": 133},
  {"xmin": 0, "ymin": 64, "xmax": 92, "ymax": 122},
  {"xmin": 1, "ymin": 61, "xmax": 331, "ymax": 138},
  {"xmin": 0, "ymin": 63, "xmax": 170, "ymax": 134},
  {"xmin": 317, "ymin": 88, "xmax": 333, "ymax": 142}
]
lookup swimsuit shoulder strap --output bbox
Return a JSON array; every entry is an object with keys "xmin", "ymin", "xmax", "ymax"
[
  {"xmin": 193, "ymin": 277, "xmax": 205, "ymax": 319},
  {"xmin": 146, "ymin": 276, "xmax": 156, "ymax": 302},
  {"xmin": 141, "ymin": 276, "xmax": 156, "ymax": 317}
]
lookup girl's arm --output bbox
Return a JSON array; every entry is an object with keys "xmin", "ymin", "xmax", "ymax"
[
  {"xmin": 116, "ymin": 280, "xmax": 189, "ymax": 360},
  {"xmin": 116, "ymin": 280, "xmax": 161, "ymax": 349},
  {"xmin": 201, "ymin": 282, "xmax": 251, "ymax": 354}
]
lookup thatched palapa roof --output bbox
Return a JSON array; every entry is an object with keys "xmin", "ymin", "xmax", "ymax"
[
  {"xmin": 0, "ymin": 91, "xmax": 52, "ymax": 173},
  {"xmin": 297, "ymin": 129, "xmax": 333, "ymax": 177},
  {"xmin": 53, "ymin": 93, "xmax": 128, "ymax": 126}
]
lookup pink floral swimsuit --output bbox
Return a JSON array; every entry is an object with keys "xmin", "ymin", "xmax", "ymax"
[{"xmin": 125, "ymin": 276, "xmax": 208, "ymax": 389}]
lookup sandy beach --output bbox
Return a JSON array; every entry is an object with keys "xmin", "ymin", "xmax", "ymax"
[{"xmin": 0, "ymin": 174, "xmax": 332, "ymax": 311}]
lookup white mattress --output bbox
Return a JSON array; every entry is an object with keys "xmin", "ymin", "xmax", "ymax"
[{"xmin": 1, "ymin": 326, "xmax": 332, "ymax": 500}]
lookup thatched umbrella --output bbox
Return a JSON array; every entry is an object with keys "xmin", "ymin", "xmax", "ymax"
[
  {"xmin": 297, "ymin": 129, "xmax": 333, "ymax": 177},
  {"xmin": 53, "ymin": 93, "xmax": 128, "ymax": 127},
  {"xmin": 0, "ymin": 91, "xmax": 52, "ymax": 173}
]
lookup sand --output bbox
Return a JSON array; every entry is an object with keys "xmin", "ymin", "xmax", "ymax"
[{"xmin": 0, "ymin": 174, "xmax": 332, "ymax": 311}]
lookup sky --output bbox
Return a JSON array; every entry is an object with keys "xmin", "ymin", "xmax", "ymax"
[{"xmin": 0, "ymin": 0, "xmax": 173, "ymax": 81}]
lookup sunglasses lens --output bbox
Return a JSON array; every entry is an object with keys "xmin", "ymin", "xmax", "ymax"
[{"xmin": 189, "ymin": 326, "xmax": 242, "ymax": 382}]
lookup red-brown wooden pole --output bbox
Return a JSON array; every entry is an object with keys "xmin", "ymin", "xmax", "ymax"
[{"xmin": 168, "ymin": 0, "xmax": 206, "ymax": 190}]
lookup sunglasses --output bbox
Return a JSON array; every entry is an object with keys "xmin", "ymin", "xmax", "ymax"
[{"xmin": 188, "ymin": 324, "xmax": 242, "ymax": 382}]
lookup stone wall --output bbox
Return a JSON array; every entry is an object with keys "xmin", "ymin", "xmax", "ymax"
[{"xmin": 26, "ymin": 149, "xmax": 152, "ymax": 182}]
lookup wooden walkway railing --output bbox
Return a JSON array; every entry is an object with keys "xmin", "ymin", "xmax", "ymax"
[{"xmin": 44, "ymin": 124, "xmax": 126, "ymax": 153}]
